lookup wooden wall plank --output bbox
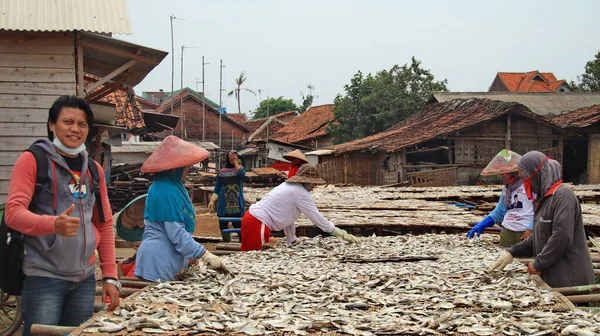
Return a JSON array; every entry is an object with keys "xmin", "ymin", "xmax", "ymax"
[
  {"xmin": 0, "ymin": 166, "xmax": 15, "ymax": 180},
  {"xmin": 0, "ymin": 123, "xmax": 47, "ymax": 136},
  {"xmin": 0, "ymin": 33, "xmax": 74, "ymax": 55},
  {"xmin": 0, "ymin": 54, "xmax": 74, "ymax": 69},
  {"xmin": 0, "ymin": 152, "xmax": 23, "ymax": 166},
  {"xmin": 0, "ymin": 68, "xmax": 76, "ymax": 83},
  {"xmin": 0, "ymin": 136, "xmax": 44, "ymax": 151},
  {"xmin": 0, "ymin": 94, "xmax": 69, "ymax": 109},
  {"xmin": 589, "ymin": 134, "xmax": 600, "ymax": 184},
  {"xmin": 0, "ymin": 109, "xmax": 48, "ymax": 123},
  {"xmin": 0, "ymin": 82, "xmax": 75, "ymax": 96}
]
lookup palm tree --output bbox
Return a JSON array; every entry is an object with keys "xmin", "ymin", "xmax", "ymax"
[{"xmin": 227, "ymin": 71, "xmax": 256, "ymax": 114}]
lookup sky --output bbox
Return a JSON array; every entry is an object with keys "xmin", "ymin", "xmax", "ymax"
[{"xmin": 116, "ymin": 0, "xmax": 600, "ymax": 117}]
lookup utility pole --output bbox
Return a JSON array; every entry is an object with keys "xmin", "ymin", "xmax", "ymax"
[
  {"xmin": 265, "ymin": 95, "xmax": 270, "ymax": 164},
  {"xmin": 169, "ymin": 16, "xmax": 184, "ymax": 121},
  {"xmin": 202, "ymin": 56, "xmax": 209, "ymax": 142},
  {"xmin": 180, "ymin": 45, "xmax": 195, "ymax": 139},
  {"xmin": 218, "ymin": 59, "xmax": 225, "ymax": 170}
]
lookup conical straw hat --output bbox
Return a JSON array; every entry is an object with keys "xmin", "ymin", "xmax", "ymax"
[
  {"xmin": 141, "ymin": 135, "xmax": 211, "ymax": 173},
  {"xmin": 114, "ymin": 194, "xmax": 147, "ymax": 242},
  {"xmin": 480, "ymin": 149, "xmax": 522, "ymax": 176},
  {"xmin": 282, "ymin": 149, "xmax": 309, "ymax": 164},
  {"xmin": 286, "ymin": 164, "xmax": 326, "ymax": 184}
]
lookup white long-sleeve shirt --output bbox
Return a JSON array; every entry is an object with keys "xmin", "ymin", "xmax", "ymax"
[{"xmin": 249, "ymin": 182, "xmax": 335, "ymax": 243}]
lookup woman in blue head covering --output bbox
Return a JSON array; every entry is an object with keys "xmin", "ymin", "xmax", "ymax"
[{"xmin": 134, "ymin": 136, "xmax": 228, "ymax": 282}]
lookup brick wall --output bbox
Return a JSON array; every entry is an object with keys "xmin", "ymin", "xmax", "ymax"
[{"xmin": 168, "ymin": 98, "xmax": 248, "ymax": 150}]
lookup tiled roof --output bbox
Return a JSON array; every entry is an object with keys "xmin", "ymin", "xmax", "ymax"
[
  {"xmin": 271, "ymin": 110, "xmax": 298, "ymax": 118},
  {"xmin": 243, "ymin": 118, "xmax": 269, "ymax": 134},
  {"xmin": 104, "ymin": 87, "xmax": 146, "ymax": 130},
  {"xmin": 552, "ymin": 105, "xmax": 600, "ymax": 128},
  {"xmin": 153, "ymin": 88, "xmax": 220, "ymax": 112},
  {"xmin": 494, "ymin": 72, "xmax": 567, "ymax": 92},
  {"xmin": 273, "ymin": 104, "xmax": 335, "ymax": 144},
  {"xmin": 135, "ymin": 95, "xmax": 159, "ymax": 110},
  {"xmin": 85, "ymin": 76, "xmax": 145, "ymax": 130},
  {"xmin": 329, "ymin": 99, "xmax": 558, "ymax": 154},
  {"xmin": 155, "ymin": 88, "xmax": 248, "ymax": 132},
  {"xmin": 227, "ymin": 113, "xmax": 248, "ymax": 125},
  {"xmin": 248, "ymin": 117, "xmax": 287, "ymax": 142}
]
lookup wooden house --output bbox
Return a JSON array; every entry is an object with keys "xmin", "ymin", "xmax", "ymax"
[
  {"xmin": 321, "ymin": 99, "xmax": 564, "ymax": 186},
  {"xmin": 0, "ymin": 0, "xmax": 168, "ymax": 201},
  {"xmin": 552, "ymin": 105, "xmax": 600, "ymax": 184}
]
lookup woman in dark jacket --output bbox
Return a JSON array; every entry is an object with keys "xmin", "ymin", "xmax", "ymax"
[{"xmin": 487, "ymin": 151, "xmax": 594, "ymax": 288}]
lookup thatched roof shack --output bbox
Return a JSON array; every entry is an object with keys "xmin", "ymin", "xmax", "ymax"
[{"xmin": 320, "ymin": 98, "xmax": 564, "ymax": 186}]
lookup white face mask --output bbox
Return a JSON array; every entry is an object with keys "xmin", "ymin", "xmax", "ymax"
[{"xmin": 52, "ymin": 137, "xmax": 86, "ymax": 156}]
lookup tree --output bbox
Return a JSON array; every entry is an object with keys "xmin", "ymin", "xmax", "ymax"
[
  {"xmin": 227, "ymin": 71, "xmax": 256, "ymax": 113},
  {"xmin": 327, "ymin": 57, "xmax": 448, "ymax": 144},
  {"xmin": 570, "ymin": 51, "xmax": 600, "ymax": 92},
  {"xmin": 299, "ymin": 85, "xmax": 317, "ymax": 114},
  {"xmin": 253, "ymin": 96, "xmax": 297, "ymax": 119}
]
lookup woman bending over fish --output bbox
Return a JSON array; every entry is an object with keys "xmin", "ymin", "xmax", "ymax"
[
  {"xmin": 135, "ymin": 136, "xmax": 229, "ymax": 282},
  {"xmin": 240, "ymin": 164, "xmax": 360, "ymax": 251}
]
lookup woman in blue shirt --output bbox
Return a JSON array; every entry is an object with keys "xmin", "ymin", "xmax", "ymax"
[
  {"xmin": 135, "ymin": 136, "xmax": 228, "ymax": 282},
  {"xmin": 466, "ymin": 149, "xmax": 534, "ymax": 247}
]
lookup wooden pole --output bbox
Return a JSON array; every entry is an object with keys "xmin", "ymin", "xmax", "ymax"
[
  {"xmin": 564, "ymin": 293, "xmax": 600, "ymax": 304},
  {"xmin": 555, "ymin": 284, "xmax": 600, "ymax": 296},
  {"xmin": 30, "ymin": 324, "xmax": 77, "ymax": 335},
  {"xmin": 76, "ymin": 32, "xmax": 84, "ymax": 97},
  {"xmin": 216, "ymin": 243, "xmax": 241, "ymax": 251},
  {"xmin": 95, "ymin": 286, "xmax": 139, "ymax": 296},
  {"xmin": 505, "ymin": 113, "xmax": 512, "ymax": 150},
  {"xmin": 212, "ymin": 250, "xmax": 237, "ymax": 256},
  {"xmin": 119, "ymin": 279, "xmax": 154, "ymax": 288}
]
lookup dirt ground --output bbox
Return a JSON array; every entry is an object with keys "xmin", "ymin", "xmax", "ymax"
[{"xmin": 193, "ymin": 205, "xmax": 225, "ymax": 239}]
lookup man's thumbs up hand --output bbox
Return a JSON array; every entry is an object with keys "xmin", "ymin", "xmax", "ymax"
[{"xmin": 54, "ymin": 204, "xmax": 81, "ymax": 237}]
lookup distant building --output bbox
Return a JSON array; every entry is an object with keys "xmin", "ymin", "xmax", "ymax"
[
  {"xmin": 153, "ymin": 88, "xmax": 249, "ymax": 151},
  {"xmin": 489, "ymin": 71, "xmax": 570, "ymax": 92}
]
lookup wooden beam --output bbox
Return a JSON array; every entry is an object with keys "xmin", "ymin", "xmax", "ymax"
[
  {"xmin": 505, "ymin": 113, "xmax": 512, "ymax": 150},
  {"xmin": 84, "ymin": 59, "xmax": 137, "ymax": 95},
  {"xmin": 76, "ymin": 33, "xmax": 84, "ymax": 97},
  {"xmin": 79, "ymin": 39, "xmax": 159, "ymax": 65}
]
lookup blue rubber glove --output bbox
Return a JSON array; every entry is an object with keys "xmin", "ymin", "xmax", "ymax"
[{"xmin": 466, "ymin": 216, "xmax": 495, "ymax": 239}]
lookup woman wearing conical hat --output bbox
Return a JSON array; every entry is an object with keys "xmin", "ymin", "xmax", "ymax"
[
  {"xmin": 240, "ymin": 164, "xmax": 360, "ymax": 251},
  {"xmin": 466, "ymin": 149, "xmax": 535, "ymax": 247},
  {"xmin": 283, "ymin": 149, "xmax": 309, "ymax": 178},
  {"xmin": 134, "ymin": 136, "xmax": 229, "ymax": 282}
]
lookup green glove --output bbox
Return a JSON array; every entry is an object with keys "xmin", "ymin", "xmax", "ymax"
[
  {"xmin": 330, "ymin": 227, "xmax": 360, "ymax": 243},
  {"xmin": 208, "ymin": 193, "xmax": 219, "ymax": 213}
]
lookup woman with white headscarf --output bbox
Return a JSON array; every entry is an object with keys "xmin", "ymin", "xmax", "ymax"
[{"xmin": 487, "ymin": 151, "xmax": 594, "ymax": 288}]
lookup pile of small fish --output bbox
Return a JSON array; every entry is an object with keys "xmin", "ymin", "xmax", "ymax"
[{"xmin": 84, "ymin": 234, "xmax": 600, "ymax": 335}]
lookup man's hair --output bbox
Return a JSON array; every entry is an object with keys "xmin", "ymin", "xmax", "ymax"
[{"xmin": 47, "ymin": 95, "xmax": 95, "ymax": 140}]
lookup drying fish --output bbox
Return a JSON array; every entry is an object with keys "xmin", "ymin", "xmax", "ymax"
[{"xmin": 81, "ymin": 234, "xmax": 600, "ymax": 335}]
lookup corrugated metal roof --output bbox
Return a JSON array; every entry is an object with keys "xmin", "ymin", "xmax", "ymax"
[
  {"xmin": 112, "ymin": 141, "xmax": 220, "ymax": 153},
  {"xmin": 0, "ymin": 0, "xmax": 132, "ymax": 34},
  {"xmin": 430, "ymin": 92, "xmax": 600, "ymax": 116}
]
